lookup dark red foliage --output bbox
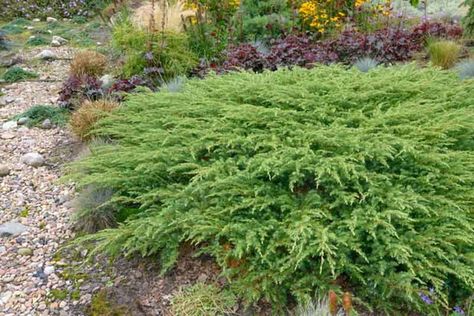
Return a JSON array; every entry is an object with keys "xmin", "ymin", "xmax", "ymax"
[
  {"xmin": 195, "ymin": 21, "xmax": 464, "ymax": 75},
  {"xmin": 108, "ymin": 76, "xmax": 147, "ymax": 94},
  {"xmin": 410, "ymin": 21, "xmax": 463, "ymax": 43},
  {"xmin": 267, "ymin": 35, "xmax": 338, "ymax": 67},
  {"xmin": 222, "ymin": 44, "xmax": 270, "ymax": 72},
  {"xmin": 58, "ymin": 75, "xmax": 102, "ymax": 110}
]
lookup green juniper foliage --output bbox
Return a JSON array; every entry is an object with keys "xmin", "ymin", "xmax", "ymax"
[
  {"xmin": 14, "ymin": 105, "xmax": 69, "ymax": 127},
  {"xmin": 2, "ymin": 67, "xmax": 38, "ymax": 83},
  {"xmin": 68, "ymin": 65, "xmax": 474, "ymax": 313}
]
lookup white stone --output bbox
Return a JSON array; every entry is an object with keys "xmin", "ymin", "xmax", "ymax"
[
  {"xmin": 33, "ymin": 18, "xmax": 41, "ymax": 22},
  {"xmin": 0, "ymin": 222, "xmax": 28, "ymax": 237},
  {"xmin": 51, "ymin": 40, "xmax": 61, "ymax": 47},
  {"xmin": 52, "ymin": 36, "xmax": 68, "ymax": 45},
  {"xmin": 20, "ymin": 153, "xmax": 45, "ymax": 167},
  {"xmin": 2, "ymin": 121, "xmax": 17, "ymax": 130},
  {"xmin": 46, "ymin": 17, "xmax": 58, "ymax": 23},
  {"xmin": 44, "ymin": 266, "xmax": 55, "ymax": 276},
  {"xmin": 35, "ymin": 50, "xmax": 57, "ymax": 61}
]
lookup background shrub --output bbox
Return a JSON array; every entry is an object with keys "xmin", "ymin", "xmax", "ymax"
[
  {"xmin": 70, "ymin": 50, "xmax": 108, "ymax": 77},
  {"xmin": 112, "ymin": 16, "xmax": 198, "ymax": 81},
  {"xmin": 428, "ymin": 40, "xmax": 462, "ymax": 69},
  {"xmin": 69, "ymin": 65, "xmax": 474, "ymax": 313},
  {"xmin": 462, "ymin": 0, "xmax": 474, "ymax": 37},
  {"xmin": 69, "ymin": 100, "xmax": 119, "ymax": 141}
]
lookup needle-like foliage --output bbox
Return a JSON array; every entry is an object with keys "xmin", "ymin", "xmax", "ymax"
[{"xmin": 68, "ymin": 65, "xmax": 474, "ymax": 313}]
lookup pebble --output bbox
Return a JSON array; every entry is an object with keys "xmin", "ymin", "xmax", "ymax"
[
  {"xmin": 0, "ymin": 163, "xmax": 10, "ymax": 177},
  {"xmin": 44, "ymin": 266, "xmax": 55, "ymax": 276},
  {"xmin": 18, "ymin": 248, "xmax": 33, "ymax": 256},
  {"xmin": 41, "ymin": 119, "xmax": 53, "ymax": 129},
  {"xmin": 17, "ymin": 117, "xmax": 29, "ymax": 125},
  {"xmin": 46, "ymin": 17, "xmax": 58, "ymax": 23}
]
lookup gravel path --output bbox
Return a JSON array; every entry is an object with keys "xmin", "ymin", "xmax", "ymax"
[{"xmin": 0, "ymin": 47, "xmax": 82, "ymax": 316}]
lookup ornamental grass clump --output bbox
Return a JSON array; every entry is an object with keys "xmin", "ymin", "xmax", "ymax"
[
  {"xmin": 70, "ymin": 50, "xmax": 108, "ymax": 77},
  {"xmin": 428, "ymin": 40, "xmax": 462, "ymax": 69},
  {"xmin": 68, "ymin": 65, "xmax": 474, "ymax": 313},
  {"xmin": 69, "ymin": 100, "xmax": 119, "ymax": 141}
]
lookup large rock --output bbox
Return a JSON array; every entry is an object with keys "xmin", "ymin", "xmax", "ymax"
[
  {"xmin": 0, "ymin": 222, "xmax": 28, "ymax": 237},
  {"xmin": 0, "ymin": 164, "xmax": 10, "ymax": 177},
  {"xmin": 35, "ymin": 50, "xmax": 57, "ymax": 61},
  {"xmin": 21, "ymin": 153, "xmax": 45, "ymax": 167}
]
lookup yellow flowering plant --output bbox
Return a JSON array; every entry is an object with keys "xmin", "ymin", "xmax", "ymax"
[{"xmin": 298, "ymin": 0, "xmax": 392, "ymax": 34}]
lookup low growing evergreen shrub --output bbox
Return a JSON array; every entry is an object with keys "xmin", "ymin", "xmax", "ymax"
[
  {"xmin": 69, "ymin": 65, "xmax": 474, "ymax": 313},
  {"xmin": 14, "ymin": 105, "xmax": 69, "ymax": 127},
  {"xmin": 2, "ymin": 67, "xmax": 38, "ymax": 83}
]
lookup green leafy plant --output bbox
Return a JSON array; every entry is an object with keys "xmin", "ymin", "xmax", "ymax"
[
  {"xmin": 428, "ymin": 40, "xmax": 462, "ymax": 69},
  {"xmin": 2, "ymin": 67, "xmax": 38, "ymax": 82},
  {"xmin": 14, "ymin": 105, "xmax": 69, "ymax": 127},
  {"xmin": 68, "ymin": 65, "xmax": 474, "ymax": 313},
  {"xmin": 171, "ymin": 283, "xmax": 237, "ymax": 316}
]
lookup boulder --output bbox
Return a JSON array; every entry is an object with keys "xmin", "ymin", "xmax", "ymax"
[{"xmin": 20, "ymin": 153, "xmax": 45, "ymax": 167}]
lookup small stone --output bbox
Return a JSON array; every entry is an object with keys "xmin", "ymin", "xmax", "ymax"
[
  {"xmin": 50, "ymin": 40, "xmax": 61, "ymax": 47},
  {"xmin": 0, "ymin": 246, "xmax": 6, "ymax": 254},
  {"xmin": 38, "ymin": 302, "xmax": 47, "ymax": 310},
  {"xmin": 35, "ymin": 50, "xmax": 57, "ymax": 61},
  {"xmin": 0, "ymin": 164, "xmax": 10, "ymax": 177},
  {"xmin": 52, "ymin": 36, "xmax": 68, "ymax": 45},
  {"xmin": 17, "ymin": 117, "xmax": 29, "ymax": 125},
  {"xmin": 20, "ymin": 153, "xmax": 45, "ymax": 167},
  {"xmin": 2, "ymin": 121, "xmax": 17, "ymax": 130},
  {"xmin": 41, "ymin": 119, "xmax": 52, "ymax": 129},
  {"xmin": 100, "ymin": 74, "xmax": 115, "ymax": 90},
  {"xmin": 26, "ymin": 26, "xmax": 34, "ymax": 30},
  {"xmin": 0, "ymin": 222, "xmax": 28, "ymax": 237},
  {"xmin": 17, "ymin": 248, "xmax": 33, "ymax": 256},
  {"xmin": 5, "ymin": 97, "xmax": 15, "ymax": 104},
  {"xmin": 46, "ymin": 17, "xmax": 58, "ymax": 23},
  {"xmin": 44, "ymin": 266, "xmax": 55, "ymax": 276}
]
